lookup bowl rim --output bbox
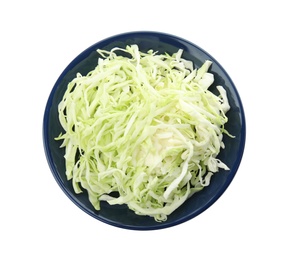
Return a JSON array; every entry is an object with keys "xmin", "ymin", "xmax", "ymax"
[{"xmin": 43, "ymin": 30, "xmax": 246, "ymax": 230}]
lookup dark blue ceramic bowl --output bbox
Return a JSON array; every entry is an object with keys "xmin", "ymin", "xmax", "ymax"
[{"xmin": 43, "ymin": 31, "xmax": 246, "ymax": 230}]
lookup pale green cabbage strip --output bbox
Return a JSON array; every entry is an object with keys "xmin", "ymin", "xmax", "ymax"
[{"xmin": 56, "ymin": 45, "xmax": 232, "ymax": 222}]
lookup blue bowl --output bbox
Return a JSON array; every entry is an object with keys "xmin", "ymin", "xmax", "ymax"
[{"xmin": 43, "ymin": 31, "xmax": 246, "ymax": 230}]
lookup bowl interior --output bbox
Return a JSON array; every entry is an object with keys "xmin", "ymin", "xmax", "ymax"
[{"xmin": 43, "ymin": 31, "xmax": 245, "ymax": 230}]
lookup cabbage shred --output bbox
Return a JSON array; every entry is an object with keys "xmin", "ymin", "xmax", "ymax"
[{"xmin": 56, "ymin": 45, "xmax": 232, "ymax": 222}]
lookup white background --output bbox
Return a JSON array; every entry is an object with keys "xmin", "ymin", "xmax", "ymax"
[{"xmin": 1, "ymin": 0, "xmax": 292, "ymax": 259}]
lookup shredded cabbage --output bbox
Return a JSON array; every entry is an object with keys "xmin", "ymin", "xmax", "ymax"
[{"xmin": 56, "ymin": 45, "xmax": 232, "ymax": 222}]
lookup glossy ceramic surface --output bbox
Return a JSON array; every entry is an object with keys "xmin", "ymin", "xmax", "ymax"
[{"xmin": 43, "ymin": 31, "xmax": 246, "ymax": 230}]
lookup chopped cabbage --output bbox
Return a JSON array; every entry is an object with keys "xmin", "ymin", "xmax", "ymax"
[{"xmin": 56, "ymin": 45, "xmax": 232, "ymax": 222}]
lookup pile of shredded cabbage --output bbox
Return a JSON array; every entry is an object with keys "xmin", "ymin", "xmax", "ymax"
[{"xmin": 56, "ymin": 45, "xmax": 232, "ymax": 222}]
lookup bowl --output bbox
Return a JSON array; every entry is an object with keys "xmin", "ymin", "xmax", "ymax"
[{"xmin": 43, "ymin": 31, "xmax": 246, "ymax": 230}]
